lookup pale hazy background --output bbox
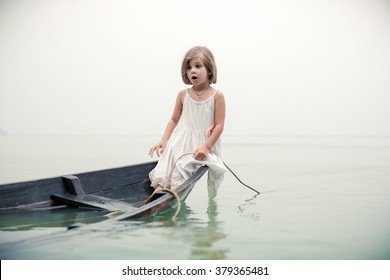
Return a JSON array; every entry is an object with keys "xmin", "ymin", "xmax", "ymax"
[{"xmin": 0, "ymin": 0, "xmax": 389, "ymax": 136}]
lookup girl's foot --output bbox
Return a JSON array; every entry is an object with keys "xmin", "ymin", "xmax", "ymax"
[
  {"xmin": 144, "ymin": 185, "xmax": 170, "ymax": 204},
  {"xmin": 154, "ymin": 185, "xmax": 165, "ymax": 192}
]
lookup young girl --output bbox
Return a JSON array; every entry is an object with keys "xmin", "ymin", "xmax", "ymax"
[{"xmin": 149, "ymin": 46, "xmax": 226, "ymax": 199}]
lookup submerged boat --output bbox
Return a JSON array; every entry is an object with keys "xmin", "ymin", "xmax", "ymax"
[{"xmin": 0, "ymin": 161, "xmax": 208, "ymax": 226}]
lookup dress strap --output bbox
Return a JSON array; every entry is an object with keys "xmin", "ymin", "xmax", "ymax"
[{"xmin": 211, "ymin": 89, "xmax": 219, "ymax": 98}]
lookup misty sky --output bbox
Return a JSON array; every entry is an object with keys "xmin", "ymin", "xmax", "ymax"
[{"xmin": 0, "ymin": 0, "xmax": 389, "ymax": 136}]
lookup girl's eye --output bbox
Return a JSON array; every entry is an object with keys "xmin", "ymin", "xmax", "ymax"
[{"xmin": 187, "ymin": 63, "xmax": 203, "ymax": 70}]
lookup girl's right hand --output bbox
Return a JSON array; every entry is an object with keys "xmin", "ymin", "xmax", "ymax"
[{"xmin": 149, "ymin": 141, "xmax": 167, "ymax": 157}]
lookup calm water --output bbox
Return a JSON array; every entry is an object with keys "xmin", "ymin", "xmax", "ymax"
[{"xmin": 0, "ymin": 135, "xmax": 389, "ymax": 259}]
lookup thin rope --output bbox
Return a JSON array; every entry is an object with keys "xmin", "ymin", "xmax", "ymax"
[
  {"xmin": 143, "ymin": 188, "xmax": 181, "ymax": 222},
  {"xmin": 166, "ymin": 152, "xmax": 194, "ymax": 185},
  {"xmin": 222, "ymin": 161, "xmax": 260, "ymax": 194},
  {"xmin": 168, "ymin": 153, "xmax": 260, "ymax": 195},
  {"xmin": 160, "ymin": 188, "xmax": 181, "ymax": 222}
]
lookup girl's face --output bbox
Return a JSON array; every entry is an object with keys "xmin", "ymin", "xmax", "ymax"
[{"xmin": 186, "ymin": 56, "xmax": 209, "ymax": 86}]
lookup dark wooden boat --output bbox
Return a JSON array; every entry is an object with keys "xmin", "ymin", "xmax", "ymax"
[{"xmin": 0, "ymin": 161, "xmax": 208, "ymax": 226}]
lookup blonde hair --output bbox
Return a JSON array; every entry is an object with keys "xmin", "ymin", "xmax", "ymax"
[{"xmin": 181, "ymin": 46, "xmax": 217, "ymax": 85}]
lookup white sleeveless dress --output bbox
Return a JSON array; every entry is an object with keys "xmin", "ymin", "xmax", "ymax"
[{"xmin": 149, "ymin": 88, "xmax": 226, "ymax": 199}]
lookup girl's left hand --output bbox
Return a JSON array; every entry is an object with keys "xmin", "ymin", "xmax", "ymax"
[{"xmin": 194, "ymin": 146, "xmax": 209, "ymax": 161}]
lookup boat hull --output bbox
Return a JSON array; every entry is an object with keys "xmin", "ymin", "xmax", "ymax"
[{"xmin": 0, "ymin": 161, "xmax": 208, "ymax": 226}]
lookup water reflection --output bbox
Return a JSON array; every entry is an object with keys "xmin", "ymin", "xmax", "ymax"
[
  {"xmin": 147, "ymin": 200, "xmax": 228, "ymax": 259},
  {"xmin": 188, "ymin": 199, "xmax": 228, "ymax": 260},
  {"xmin": 0, "ymin": 207, "xmax": 105, "ymax": 231}
]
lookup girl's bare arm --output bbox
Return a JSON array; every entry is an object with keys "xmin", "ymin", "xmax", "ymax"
[
  {"xmin": 149, "ymin": 90, "xmax": 185, "ymax": 157},
  {"xmin": 194, "ymin": 91, "xmax": 226, "ymax": 160}
]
